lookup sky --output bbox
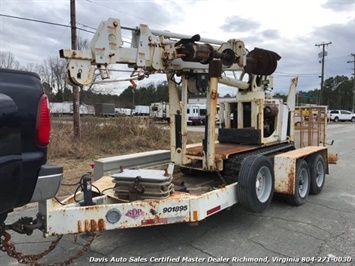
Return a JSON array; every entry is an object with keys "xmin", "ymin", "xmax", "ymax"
[{"xmin": 0, "ymin": 0, "xmax": 354, "ymax": 96}]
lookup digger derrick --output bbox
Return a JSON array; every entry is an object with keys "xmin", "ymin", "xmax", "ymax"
[
  {"xmin": 32, "ymin": 17, "xmax": 335, "ymax": 237},
  {"xmin": 0, "ymin": 18, "xmax": 338, "ymax": 266}
]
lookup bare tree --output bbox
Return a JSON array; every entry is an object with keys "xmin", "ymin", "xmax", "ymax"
[
  {"xmin": 0, "ymin": 51, "xmax": 20, "ymax": 69},
  {"xmin": 21, "ymin": 63, "xmax": 40, "ymax": 72},
  {"xmin": 38, "ymin": 57, "xmax": 67, "ymax": 96},
  {"xmin": 77, "ymin": 36, "xmax": 89, "ymax": 50}
]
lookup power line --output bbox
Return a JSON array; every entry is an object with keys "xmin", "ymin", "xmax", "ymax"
[{"xmin": 0, "ymin": 13, "xmax": 95, "ymax": 34}]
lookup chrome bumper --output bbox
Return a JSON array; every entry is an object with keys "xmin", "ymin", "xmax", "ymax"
[{"xmin": 30, "ymin": 164, "xmax": 63, "ymax": 202}]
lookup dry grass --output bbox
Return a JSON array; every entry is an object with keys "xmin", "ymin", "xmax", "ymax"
[
  {"xmin": 48, "ymin": 116, "xmax": 204, "ymax": 196},
  {"xmin": 48, "ymin": 116, "xmax": 171, "ymax": 160}
]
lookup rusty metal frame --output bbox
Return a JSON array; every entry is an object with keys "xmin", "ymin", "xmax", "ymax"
[
  {"xmin": 274, "ymin": 146, "xmax": 327, "ymax": 194},
  {"xmin": 39, "ymin": 182, "xmax": 238, "ymax": 236}
]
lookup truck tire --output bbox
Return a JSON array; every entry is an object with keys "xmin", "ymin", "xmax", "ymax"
[
  {"xmin": 236, "ymin": 155, "xmax": 274, "ymax": 213},
  {"xmin": 351, "ymin": 117, "xmax": 355, "ymax": 122},
  {"xmin": 307, "ymin": 154, "xmax": 326, "ymax": 195},
  {"xmin": 286, "ymin": 159, "xmax": 311, "ymax": 206},
  {"xmin": 333, "ymin": 116, "xmax": 339, "ymax": 122}
]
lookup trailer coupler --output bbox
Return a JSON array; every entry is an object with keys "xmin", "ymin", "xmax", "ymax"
[{"xmin": 1, "ymin": 213, "xmax": 44, "ymax": 235}]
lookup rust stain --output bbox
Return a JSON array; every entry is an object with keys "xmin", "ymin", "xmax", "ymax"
[
  {"xmin": 328, "ymin": 153, "xmax": 338, "ymax": 164},
  {"xmin": 84, "ymin": 205, "xmax": 101, "ymax": 211},
  {"xmin": 119, "ymin": 221, "xmax": 130, "ymax": 229},
  {"xmin": 287, "ymin": 167, "xmax": 295, "ymax": 194},
  {"xmin": 148, "ymin": 202, "xmax": 156, "ymax": 208},
  {"xmin": 274, "ymin": 179, "xmax": 283, "ymax": 192},
  {"xmin": 77, "ymin": 220, "xmax": 83, "ymax": 233},
  {"xmin": 98, "ymin": 219, "xmax": 106, "ymax": 231},
  {"xmin": 91, "ymin": 220, "xmax": 98, "ymax": 231},
  {"xmin": 84, "ymin": 220, "xmax": 90, "ymax": 232}
]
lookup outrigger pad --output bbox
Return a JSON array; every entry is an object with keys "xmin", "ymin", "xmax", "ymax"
[
  {"xmin": 218, "ymin": 128, "xmax": 261, "ymax": 145},
  {"xmin": 112, "ymin": 168, "xmax": 174, "ymax": 200}
]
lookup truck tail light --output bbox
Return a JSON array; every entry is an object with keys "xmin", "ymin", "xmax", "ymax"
[{"xmin": 36, "ymin": 94, "xmax": 51, "ymax": 147}]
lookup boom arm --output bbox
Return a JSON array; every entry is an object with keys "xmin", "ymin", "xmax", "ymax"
[{"xmin": 59, "ymin": 18, "xmax": 280, "ymax": 88}]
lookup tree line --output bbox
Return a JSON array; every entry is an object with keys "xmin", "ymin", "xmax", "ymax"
[{"xmin": 1, "ymin": 50, "xmax": 353, "ymax": 110}]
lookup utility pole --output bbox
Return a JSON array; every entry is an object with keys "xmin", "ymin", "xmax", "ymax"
[
  {"xmin": 315, "ymin": 41, "xmax": 332, "ymax": 105},
  {"xmin": 347, "ymin": 53, "xmax": 355, "ymax": 112},
  {"xmin": 70, "ymin": 0, "xmax": 81, "ymax": 139}
]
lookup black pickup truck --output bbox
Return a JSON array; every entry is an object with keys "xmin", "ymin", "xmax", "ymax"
[{"xmin": 0, "ymin": 68, "xmax": 63, "ymax": 226}]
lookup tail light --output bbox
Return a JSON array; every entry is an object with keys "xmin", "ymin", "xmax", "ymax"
[{"xmin": 36, "ymin": 94, "xmax": 51, "ymax": 147}]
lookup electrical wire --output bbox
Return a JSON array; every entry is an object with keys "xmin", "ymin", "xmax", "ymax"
[
  {"xmin": 92, "ymin": 184, "xmax": 101, "ymax": 195},
  {"xmin": 73, "ymin": 183, "xmax": 82, "ymax": 203},
  {"xmin": 0, "ymin": 13, "xmax": 95, "ymax": 34},
  {"xmin": 101, "ymin": 187, "xmax": 114, "ymax": 194},
  {"xmin": 54, "ymin": 197, "xmax": 66, "ymax": 206}
]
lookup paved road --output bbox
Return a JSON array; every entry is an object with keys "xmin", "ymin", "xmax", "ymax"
[{"xmin": 1, "ymin": 124, "xmax": 354, "ymax": 266}]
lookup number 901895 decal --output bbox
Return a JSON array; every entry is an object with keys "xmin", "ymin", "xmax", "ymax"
[{"xmin": 163, "ymin": 205, "xmax": 188, "ymax": 213}]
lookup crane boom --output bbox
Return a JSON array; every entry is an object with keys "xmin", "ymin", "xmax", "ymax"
[{"xmin": 59, "ymin": 18, "xmax": 280, "ymax": 88}]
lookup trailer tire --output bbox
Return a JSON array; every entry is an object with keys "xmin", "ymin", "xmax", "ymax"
[
  {"xmin": 236, "ymin": 155, "xmax": 274, "ymax": 213},
  {"xmin": 307, "ymin": 154, "xmax": 326, "ymax": 195},
  {"xmin": 286, "ymin": 159, "xmax": 311, "ymax": 206}
]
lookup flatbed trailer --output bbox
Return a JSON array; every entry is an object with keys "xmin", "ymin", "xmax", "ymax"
[{"xmin": 39, "ymin": 142, "xmax": 330, "ymax": 236}]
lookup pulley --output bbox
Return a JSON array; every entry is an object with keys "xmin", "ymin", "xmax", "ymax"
[{"xmin": 187, "ymin": 74, "xmax": 209, "ymax": 94}]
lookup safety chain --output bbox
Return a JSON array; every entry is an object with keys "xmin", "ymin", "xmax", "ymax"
[{"xmin": 0, "ymin": 231, "xmax": 98, "ymax": 266}]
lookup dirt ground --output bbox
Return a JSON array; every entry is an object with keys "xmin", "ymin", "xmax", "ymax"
[{"xmin": 49, "ymin": 157, "xmax": 95, "ymax": 197}]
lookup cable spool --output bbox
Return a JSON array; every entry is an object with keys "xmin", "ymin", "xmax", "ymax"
[{"xmin": 245, "ymin": 48, "xmax": 281, "ymax": 75}]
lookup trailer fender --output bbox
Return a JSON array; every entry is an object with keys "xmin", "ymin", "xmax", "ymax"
[{"xmin": 274, "ymin": 146, "xmax": 327, "ymax": 195}]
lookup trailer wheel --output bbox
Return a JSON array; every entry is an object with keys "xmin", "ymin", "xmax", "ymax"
[
  {"xmin": 236, "ymin": 155, "xmax": 274, "ymax": 213},
  {"xmin": 308, "ymin": 154, "xmax": 326, "ymax": 195},
  {"xmin": 286, "ymin": 159, "xmax": 311, "ymax": 206}
]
